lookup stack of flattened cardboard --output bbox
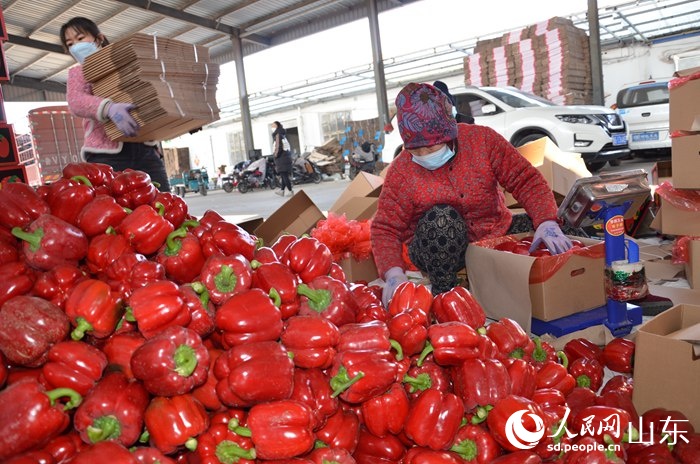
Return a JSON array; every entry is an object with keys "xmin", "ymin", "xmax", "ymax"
[{"xmin": 82, "ymin": 33, "xmax": 220, "ymax": 142}]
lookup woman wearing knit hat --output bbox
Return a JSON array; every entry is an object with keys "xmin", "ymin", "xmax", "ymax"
[{"xmin": 371, "ymin": 82, "xmax": 572, "ymax": 307}]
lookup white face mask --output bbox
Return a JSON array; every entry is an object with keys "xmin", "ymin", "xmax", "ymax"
[
  {"xmin": 69, "ymin": 41, "xmax": 99, "ymax": 64},
  {"xmin": 411, "ymin": 145, "xmax": 455, "ymax": 170}
]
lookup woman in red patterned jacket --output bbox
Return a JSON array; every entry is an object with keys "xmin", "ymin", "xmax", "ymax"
[{"xmin": 372, "ymin": 82, "xmax": 572, "ymax": 306}]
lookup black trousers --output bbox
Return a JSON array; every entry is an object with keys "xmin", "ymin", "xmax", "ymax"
[
  {"xmin": 85, "ymin": 142, "xmax": 170, "ymax": 192},
  {"xmin": 278, "ymin": 171, "xmax": 293, "ymax": 191}
]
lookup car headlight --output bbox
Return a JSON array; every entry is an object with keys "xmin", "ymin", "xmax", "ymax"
[{"xmin": 555, "ymin": 114, "xmax": 596, "ymax": 124}]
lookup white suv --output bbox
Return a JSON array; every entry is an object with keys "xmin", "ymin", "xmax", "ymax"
[
  {"xmin": 614, "ymin": 78, "xmax": 671, "ymax": 157},
  {"xmin": 383, "ymin": 86, "xmax": 629, "ymax": 172}
]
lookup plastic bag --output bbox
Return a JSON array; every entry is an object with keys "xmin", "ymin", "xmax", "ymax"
[
  {"xmin": 671, "ymin": 236, "xmax": 700, "ymax": 264},
  {"xmin": 655, "ymin": 181, "xmax": 700, "ymax": 212},
  {"xmin": 311, "ymin": 213, "xmax": 373, "ymax": 261}
]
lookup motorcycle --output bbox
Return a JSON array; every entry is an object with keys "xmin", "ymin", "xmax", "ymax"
[
  {"xmin": 290, "ymin": 152, "xmax": 323, "ymax": 185},
  {"xmin": 237, "ymin": 156, "xmax": 278, "ymax": 193},
  {"xmin": 349, "ymin": 143, "xmax": 378, "ymax": 179},
  {"xmin": 221, "ymin": 160, "xmax": 249, "ymax": 193}
]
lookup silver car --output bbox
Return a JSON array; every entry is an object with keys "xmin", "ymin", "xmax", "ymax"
[{"xmin": 614, "ymin": 78, "xmax": 671, "ymax": 157}]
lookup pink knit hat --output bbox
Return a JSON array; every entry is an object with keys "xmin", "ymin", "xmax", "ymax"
[{"xmin": 396, "ymin": 82, "xmax": 458, "ymax": 149}]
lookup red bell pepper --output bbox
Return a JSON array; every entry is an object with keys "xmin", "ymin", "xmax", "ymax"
[
  {"xmin": 191, "ymin": 347, "xmax": 223, "ymax": 411},
  {"xmin": 595, "ymin": 389, "xmax": 640, "ymax": 426},
  {"xmin": 308, "ymin": 446, "xmax": 354, "ymax": 464},
  {"xmin": 602, "ymin": 338, "xmax": 635, "ymax": 373},
  {"xmin": 86, "ymin": 231, "xmax": 131, "ymax": 274},
  {"xmin": 361, "ymin": 382, "xmax": 409, "ymax": 438},
  {"xmin": 116, "ymin": 204, "xmax": 174, "ymax": 256},
  {"xmin": 561, "ymin": 436, "xmax": 621, "ymax": 463},
  {"xmin": 330, "ymin": 349, "xmax": 398, "ymax": 404},
  {"xmin": 316, "ymin": 408, "xmax": 361, "ymax": 453},
  {"xmin": 144, "ymin": 394, "xmax": 210, "ymax": 455},
  {"xmin": 152, "ymin": 191, "xmax": 189, "ymax": 229},
  {"xmin": 531, "ymin": 337, "xmax": 558, "ymax": 370},
  {"xmin": 251, "ymin": 260, "xmax": 301, "ymax": 319},
  {"xmin": 64, "ymin": 440, "xmax": 136, "ymax": 464},
  {"xmin": 127, "ymin": 279, "xmax": 190, "ymax": 338},
  {"xmin": 673, "ymin": 432, "xmax": 700, "ymax": 464},
  {"xmin": 290, "ymin": 367, "xmax": 339, "ymax": 430},
  {"xmin": 627, "ymin": 442, "xmax": 677, "ymax": 464},
  {"xmin": 353, "ymin": 428, "xmax": 406, "ymax": 464},
  {"xmin": 404, "ymin": 358, "xmax": 451, "ymax": 400},
  {"xmin": 0, "ymin": 180, "xmax": 50, "ymax": 230},
  {"xmin": 0, "ymin": 379, "xmax": 82, "ymax": 460},
  {"xmin": 215, "ymin": 287, "xmax": 284, "ymax": 348},
  {"xmin": 387, "ymin": 281, "xmax": 433, "ymax": 317},
  {"xmin": 32, "ymin": 263, "xmax": 87, "ymax": 308},
  {"xmin": 199, "ymin": 253, "xmax": 253, "ymax": 305},
  {"xmin": 41, "ymin": 431, "xmax": 86, "ymax": 463},
  {"xmin": 253, "ymin": 245, "xmax": 278, "ymax": 264},
  {"xmin": 535, "ymin": 354, "xmax": 576, "ymax": 396},
  {"xmin": 0, "ymin": 261, "xmax": 36, "ymax": 306},
  {"xmin": 532, "ymin": 387, "xmax": 568, "ymax": 420},
  {"xmin": 298, "ymin": 275, "xmax": 358, "ymax": 327},
  {"xmin": 329, "ymin": 261, "xmax": 347, "ymax": 282},
  {"xmin": 111, "ymin": 169, "xmax": 158, "ymax": 209},
  {"xmin": 349, "ymin": 282, "xmax": 387, "ymax": 323},
  {"xmin": 505, "ymin": 358, "xmax": 537, "ymax": 399},
  {"xmin": 271, "ymin": 233, "xmax": 298, "ymax": 257},
  {"xmin": 101, "ymin": 332, "xmax": 146, "ymax": 380},
  {"xmin": 403, "ymin": 447, "xmax": 464, "ymax": 464},
  {"xmin": 283, "ymin": 236, "xmax": 333, "ymax": 283},
  {"xmin": 486, "ymin": 394, "xmax": 546, "ymax": 453},
  {"xmin": 62, "ymin": 162, "xmax": 114, "ymax": 194},
  {"xmin": 404, "ymin": 388, "xmax": 465, "ymax": 450},
  {"xmin": 214, "ymin": 340, "xmax": 295, "ymax": 407},
  {"xmin": 180, "ymin": 283, "xmax": 215, "ymax": 338},
  {"xmin": 12, "ymin": 213, "xmax": 89, "ymax": 271},
  {"xmin": 451, "ymin": 358, "xmax": 511, "ymax": 411},
  {"xmin": 564, "ymin": 338, "xmax": 604, "ymax": 364},
  {"xmin": 40, "ymin": 340, "xmax": 107, "ymax": 396},
  {"xmin": 449, "ymin": 423, "xmax": 501, "ymax": 464},
  {"xmin": 195, "ymin": 421, "xmax": 256, "ymax": 464},
  {"xmin": 422, "ymin": 321, "xmax": 481, "ymax": 366},
  {"xmin": 0, "ymin": 233, "xmax": 19, "ymax": 265},
  {"xmin": 388, "ymin": 307, "xmax": 428, "ymax": 358},
  {"xmin": 485, "ymin": 317, "xmax": 534, "ymax": 360},
  {"xmin": 491, "ymin": 451, "xmax": 543, "ymax": 464},
  {"xmin": 132, "ymin": 446, "xmax": 177, "ymax": 464},
  {"xmin": 131, "ymin": 326, "xmax": 209, "ymax": 396},
  {"xmin": 65, "ymin": 278, "xmax": 123, "ymax": 340},
  {"xmin": 246, "ymin": 399, "xmax": 316, "ymax": 459},
  {"xmin": 281, "ymin": 315, "xmax": 340, "ymax": 369},
  {"xmin": 337, "ymin": 320, "xmax": 392, "ymax": 353},
  {"xmin": 571, "ymin": 405, "xmax": 634, "ymax": 444},
  {"xmin": 73, "ymin": 371, "xmax": 149, "ymax": 446},
  {"xmin": 210, "ymin": 220, "xmax": 258, "ymax": 261},
  {"xmin": 600, "ymin": 374, "xmax": 634, "ymax": 397},
  {"xmin": 103, "ymin": 252, "xmax": 165, "ymax": 300},
  {"xmin": 565, "ymin": 387, "xmax": 598, "ymax": 423},
  {"xmin": 44, "ymin": 176, "xmax": 96, "ymax": 226},
  {"xmin": 0, "ymin": 352, "xmax": 7, "ymax": 388},
  {"xmin": 0, "ymin": 295, "xmax": 70, "ymax": 367},
  {"xmin": 153, "ymin": 221, "xmax": 205, "ymax": 284},
  {"xmin": 642, "ymin": 407, "xmax": 695, "ymax": 438},
  {"xmin": 430, "ymin": 286, "xmax": 486, "ymax": 329},
  {"xmin": 77, "ymin": 195, "xmax": 129, "ymax": 238},
  {"xmin": 569, "ymin": 356, "xmax": 604, "ymax": 391}
]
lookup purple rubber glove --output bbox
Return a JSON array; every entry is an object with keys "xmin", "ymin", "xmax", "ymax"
[
  {"xmin": 529, "ymin": 220, "xmax": 573, "ymax": 255},
  {"xmin": 382, "ymin": 266, "xmax": 408, "ymax": 308},
  {"xmin": 106, "ymin": 102, "xmax": 139, "ymax": 137}
]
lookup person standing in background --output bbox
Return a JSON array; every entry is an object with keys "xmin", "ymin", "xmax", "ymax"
[
  {"xmin": 60, "ymin": 16, "xmax": 170, "ymax": 192},
  {"xmin": 272, "ymin": 121, "xmax": 294, "ymax": 196}
]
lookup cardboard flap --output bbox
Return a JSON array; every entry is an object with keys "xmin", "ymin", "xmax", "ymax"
[
  {"xmin": 465, "ymin": 245, "xmax": 536, "ymax": 333},
  {"xmin": 330, "ymin": 172, "xmax": 384, "ymax": 212}
]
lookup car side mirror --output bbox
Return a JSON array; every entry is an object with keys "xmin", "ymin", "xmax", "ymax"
[{"xmin": 481, "ymin": 104, "xmax": 498, "ymax": 115}]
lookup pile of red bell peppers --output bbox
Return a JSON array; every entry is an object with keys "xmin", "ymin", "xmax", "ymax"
[{"xmin": 0, "ymin": 164, "xmax": 697, "ymax": 464}]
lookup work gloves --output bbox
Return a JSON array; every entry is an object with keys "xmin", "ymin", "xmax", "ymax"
[
  {"xmin": 529, "ymin": 220, "xmax": 573, "ymax": 255},
  {"xmin": 382, "ymin": 266, "xmax": 408, "ymax": 308},
  {"xmin": 107, "ymin": 102, "xmax": 139, "ymax": 137}
]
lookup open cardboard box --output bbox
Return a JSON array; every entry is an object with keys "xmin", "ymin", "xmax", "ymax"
[
  {"xmin": 633, "ymin": 304, "xmax": 700, "ymax": 431},
  {"xmin": 338, "ymin": 253, "xmax": 379, "ymax": 283},
  {"xmin": 686, "ymin": 238, "xmax": 700, "ymax": 289},
  {"xmin": 330, "ymin": 171, "xmax": 384, "ymax": 220},
  {"xmin": 671, "ymin": 133, "xmax": 700, "ymax": 190},
  {"xmin": 655, "ymin": 195, "xmax": 700, "ymax": 237},
  {"xmin": 465, "ymin": 233, "xmax": 606, "ymax": 333},
  {"xmin": 253, "ymin": 190, "xmax": 325, "ymax": 246},
  {"xmin": 670, "ymin": 67, "xmax": 700, "ymax": 133},
  {"xmin": 504, "ymin": 136, "xmax": 592, "ymax": 207}
]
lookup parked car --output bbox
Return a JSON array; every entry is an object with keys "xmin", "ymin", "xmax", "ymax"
[
  {"xmin": 614, "ymin": 78, "xmax": 671, "ymax": 158},
  {"xmin": 383, "ymin": 85, "xmax": 630, "ymax": 172}
]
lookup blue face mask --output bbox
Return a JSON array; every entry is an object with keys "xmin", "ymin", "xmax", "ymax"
[
  {"xmin": 411, "ymin": 145, "xmax": 455, "ymax": 170},
  {"xmin": 69, "ymin": 41, "xmax": 99, "ymax": 64}
]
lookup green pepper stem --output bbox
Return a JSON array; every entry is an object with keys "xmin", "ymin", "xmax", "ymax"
[
  {"xmin": 139, "ymin": 429, "xmax": 150, "ymax": 443},
  {"xmin": 402, "ymin": 373, "xmax": 431, "ymax": 393},
  {"xmin": 182, "ymin": 220, "xmax": 200, "ymax": 230},
  {"xmin": 255, "ymin": 237, "xmax": 264, "ymax": 250},
  {"xmin": 124, "ymin": 307, "xmax": 136, "ymax": 322},
  {"xmin": 11, "ymin": 226, "xmax": 44, "ymax": 252},
  {"xmin": 87, "ymin": 415, "xmax": 122, "ymax": 443},
  {"xmin": 269, "ymin": 288, "xmax": 282, "ymax": 307},
  {"xmin": 330, "ymin": 366, "xmax": 365, "ymax": 398},
  {"xmin": 470, "ymin": 405, "xmax": 493, "ymax": 424},
  {"xmin": 250, "ymin": 259, "xmax": 262, "ymax": 270},
  {"xmin": 415, "ymin": 342, "xmax": 434, "ymax": 367},
  {"xmin": 71, "ymin": 175, "xmax": 93, "ymax": 187},
  {"xmin": 154, "ymin": 202, "xmax": 165, "ymax": 216},
  {"xmin": 228, "ymin": 419, "xmax": 252, "ymax": 437},
  {"xmin": 215, "ymin": 265, "xmax": 238, "ymax": 293},
  {"xmin": 71, "ymin": 317, "xmax": 93, "ymax": 341},
  {"xmin": 557, "ymin": 351, "xmax": 569, "ymax": 368},
  {"xmin": 185, "ymin": 437, "xmax": 198, "ymax": 451},
  {"xmin": 45, "ymin": 387, "xmax": 82, "ymax": 410},
  {"xmin": 576, "ymin": 374, "xmax": 591, "ymax": 389},
  {"xmin": 164, "ymin": 227, "xmax": 188, "ymax": 256},
  {"xmin": 450, "ymin": 439, "xmax": 477, "ymax": 461},
  {"xmin": 296, "ymin": 283, "xmax": 331, "ymax": 312},
  {"xmin": 314, "ymin": 439, "xmax": 327, "ymax": 449},
  {"xmin": 216, "ymin": 440, "xmax": 257, "ymax": 463},
  {"xmin": 532, "ymin": 337, "xmax": 546, "ymax": 363},
  {"xmin": 174, "ymin": 344, "xmax": 198, "ymax": 377},
  {"xmin": 389, "ymin": 339, "xmax": 404, "ymax": 361}
]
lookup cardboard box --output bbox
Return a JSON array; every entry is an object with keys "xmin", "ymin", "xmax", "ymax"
[
  {"xmin": 633, "ymin": 304, "xmax": 700, "ymax": 431},
  {"xmin": 253, "ymin": 190, "xmax": 325, "ymax": 246},
  {"xmin": 339, "ymin": 253, "xmax": 379, "ymax": 283},
  {"xmin": 686, "ymin": 238, "xmax": 700, "ymax": 289},
  {"xmin": 330, "ymin": 172, "xmax": 383, "ymax": 216},
  {"xmin": 220, "ymin": 214, "xmax": 264, "ymax": 235},
  {"xmin": 669, "ymin": 68, "xmax": 700, "ymax": 132},
  {"xmin": 672, "ymin": 134, "xmax": 700, "ymax": 190},
  {"xmin": 504, "ymin": 137, "xmax": 591, "ymax": 206},
  {"xmin": 465, "ymin": 233, "xmax": 606, "ymax": 333},
  {"xmin": 332, "ymin": 197, "xmax": 378, "ymax": 221},
  {"xmin": 657, "ymin": 195, "xmax": 700, "ymax": 237}
]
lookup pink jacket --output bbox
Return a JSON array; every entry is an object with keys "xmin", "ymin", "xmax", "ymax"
[{"xmin": 371, "ymin": 124, "xmax": 558, "ymax": 277}]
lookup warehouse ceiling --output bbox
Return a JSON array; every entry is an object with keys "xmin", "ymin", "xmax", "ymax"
[{"xmin": 1, "ymin": 0, "xmax": 698, "ymax": 108}]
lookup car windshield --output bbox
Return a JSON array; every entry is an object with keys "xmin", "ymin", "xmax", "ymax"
[
  {"xmin": 616, "ymin": 82, "xmax": 669, "ymax": 109},
  {"xmin": 483, "ymin": 88, "xmax": 556, "ymax": 108}
]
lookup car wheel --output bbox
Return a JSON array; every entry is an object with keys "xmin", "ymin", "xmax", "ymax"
[
  {"xmin": 515, "ymin": 133, "xmax": 548, "ymax": 147},
  {"xmin": 585, "ymin": 161, "xmax": 607, "ymax": 172}
]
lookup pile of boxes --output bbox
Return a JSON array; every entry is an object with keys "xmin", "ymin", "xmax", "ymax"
[
  {"xmin": 82, "ymin": 33, "xmax": 220, "ymax": 142},
  {"xmin": 464, "ymin": 16, "xmax": 592, "ymax": 105}
]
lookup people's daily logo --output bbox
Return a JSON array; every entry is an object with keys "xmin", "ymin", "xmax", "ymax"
[{"xmin": 504, "ymin": 409, "xmax": 546, "ymax": 450}]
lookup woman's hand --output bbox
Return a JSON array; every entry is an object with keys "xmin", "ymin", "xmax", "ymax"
[
  {"xmin": 529, "ymin": 220, "xmax": 572, "ymax": 255},
  {"xmin": 382, "ymin": 266, "xmax": 408, "ymax": 308},
  {"xmin": 107, "ymin": 102, "xmax": 139, "ymax": 137}
]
